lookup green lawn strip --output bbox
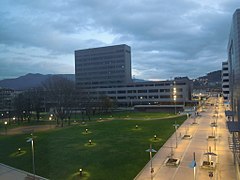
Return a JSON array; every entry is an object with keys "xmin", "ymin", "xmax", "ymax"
[
  {"xmin": 94, "ymin": 111, "xmax": 173, "ymax": 119},
  {"xmin": 0, "ymin": 115, "xmax": 186, "ymax": 180}
]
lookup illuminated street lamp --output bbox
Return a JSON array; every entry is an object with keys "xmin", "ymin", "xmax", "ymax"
[
  {"xmin": 172, "ymin": 81, "xmax": 177, "ymax": 114},
  {"xmin": 154, "ymin": 135, "xmax": 157, "ymax": 140},
  {"xmin": 88, "ymin": 139, "xmax": 92, "ymax": 145},
  {"xmin": 79, "ymin": 168, "xmax": 83, "ymax": 177},
  {"xmin": 146, "ymin": 144, "xmax": 157, "ymax": 180},
  {"xmin": 173, "ymin": 92, "xmax": 177, "ymax": 114},
  {"xmin": 4, "ymin": 121, "xmax": 8, "ymax": 135},
  {"xmin": 173, "ymin": 121, "xmax": 179, "ymax": 148},
  {"xmin": 26, "ymin": 134, "xmax": 35, "ymax": 177}
]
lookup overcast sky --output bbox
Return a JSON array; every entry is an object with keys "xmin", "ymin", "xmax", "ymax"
[{"xmin": 0, "ymin": 0, "xmax": 239, "ymax": 81}]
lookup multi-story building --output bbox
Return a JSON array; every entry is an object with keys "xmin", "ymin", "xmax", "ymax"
[
  {"xmin": 226, "ymin": 9, "xmax": 240, "ymax": 178},
  {"xmin": 222, "ymin": 61, "xmax": 230, "ymax": 103},
  {"xmin": 0, "ymin": 88, "xmax": 15, "ymax": 113},
  {"xmin": 75, "ymin": 45, "xmax": 193, "ymax": 110},
  {"xmin": 75, "ymin": 44, "xmax": 132, "ymax": 89},
  {"xmin": 83, "ymin": 77, "xmax": 192, "ymax": 108}
]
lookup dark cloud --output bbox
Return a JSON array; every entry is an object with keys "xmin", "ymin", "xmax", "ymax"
[{"xmin": 0, "ymin": 0, "xmax": 239, "ymax": 80}]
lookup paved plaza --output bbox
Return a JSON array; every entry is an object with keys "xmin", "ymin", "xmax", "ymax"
[
  {"xmin": 0, "ymin": 163, "xmax": 47, "ymax": 180},
  {"xmin": 135, "ymin": 97, "xmax": 237, "ymax": 180}
]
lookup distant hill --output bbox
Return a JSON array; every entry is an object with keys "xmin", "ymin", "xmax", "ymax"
[
  {"xmin": 0, "ymin": 73, "xmax": 75, "ymax": 90},
  {"xmin": 193, "ymin": 70, "xmax": 222, "ymax": 90},
  {"xmin": 0, "ymin": 70, "xmax": 222, "ymax": 91}
]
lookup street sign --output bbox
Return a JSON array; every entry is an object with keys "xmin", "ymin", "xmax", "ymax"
[{"xmin": 189, "ymin": 160, "xmax": 196, "ymax": 168}]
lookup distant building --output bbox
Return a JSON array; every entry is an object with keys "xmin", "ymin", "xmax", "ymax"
[
  {"xmin": 226, "ymin": 9, "xmax": 240, "ymax": 178},
  {"xmin": 75, "ymin": 45, "xmax": 193, "ymax": 109},
  {"xmin": 82, "ymin": 78, "xmax": 192, "ymax": 108},
  {"xmin": 221, "ymin": 61, "xmax": 230, "ymax": 102},
  {"xmin": 0, "ymin": 88, "xmax": 15, "ymax": 113},
  {"xmin": 75, "ymin": 44, "xmax": 132, "ymax": 89}
]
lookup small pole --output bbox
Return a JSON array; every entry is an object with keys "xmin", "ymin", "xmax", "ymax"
[
  {"xmin": 150, "ymin": 144, "xmax": 153, "ymax": 180},
  {"xmin": 79, "ymin": 168, "xmax": 83, "ymax": 177},
  {"xmin": 31, "ymin": 135, "xmax": 35, "ymax": 178},
  {"xmin": 193, "ymin": 152, "xmax": 196, "ymax": 180},
  {"xmin": 4, "ymin": 121, "xmax": 7, "ymax": 135}
]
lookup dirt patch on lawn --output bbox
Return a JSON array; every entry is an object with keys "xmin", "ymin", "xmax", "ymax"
[{"xmin": 1, "ymin": 125, "xmax": 56, "ymax": 135}]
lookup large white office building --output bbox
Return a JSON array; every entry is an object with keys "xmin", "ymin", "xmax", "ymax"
[{"xmin": 75, "ymin": 44, "xmax": 193, "ymax": 109}]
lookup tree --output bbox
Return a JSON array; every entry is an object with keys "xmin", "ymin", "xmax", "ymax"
[
  {"xmin": 27, "ymin": 88, "xmax": 43, "ymax": 122},
  {"xmin": 43, "ymin": 76, "xmax": 76, "ymax": 127},
  {"xmin": 99, "ymin": 96, "xmax": 115, "ymax": 113},
  {"xmin": 13, "ymin": 92, "xmax": 32, "ymax": 123}
]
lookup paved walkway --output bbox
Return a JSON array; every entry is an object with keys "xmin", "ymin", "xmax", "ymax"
[
  {"xmin": 0, "ymin": 163, "xmax": 47, "ymax": 180},
  {"xmin": 135, "ymin": 97, "xmax": 237, "ymax": 180}
]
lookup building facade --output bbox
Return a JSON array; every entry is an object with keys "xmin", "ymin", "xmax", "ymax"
[
  {"xmin": 227, "ymin": 9, "xmax": 240, "ymax": 178},
  {"xmin": 222, "ymin": 61, "xmax": 230, "ymax": 103},
  {"xmin": 0, "ymin": 88, "xmax": 15, "ymax": 115},
  {"xmin": 75, "ymin": 44, "xmax": 132, "ymax": 89},
  {"xmin": 83, "ymin": 78, "xmax": 192, "ymax": 107},
  {"xmin": 75, "ymin": 45, "xmax": 193, "ymax": 109}
]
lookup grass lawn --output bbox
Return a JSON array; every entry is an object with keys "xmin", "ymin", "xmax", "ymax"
[{"xmin": 0, "ymin": 114, "xmax": 186, "ymax": 180}]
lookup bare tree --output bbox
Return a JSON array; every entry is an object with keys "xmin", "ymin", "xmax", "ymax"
[
  {"xmin": 43, "ymin": 76, "xmax": 75, "ymax": 127},
  {"xmin": 99, "ymin": 95, "xmax": 115, "ymax": 113},
  {"xmin": 13, "ymin": 92, "xmax": 32, "ymax": 123},
  {"xmin": 27, "ymin": 88, "xmax": 43, "ymax": 122}
]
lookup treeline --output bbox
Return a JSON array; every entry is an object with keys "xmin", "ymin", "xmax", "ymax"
[{"xmin": 10, "ymin": 75, "xmax": 116, "ymax": 127}]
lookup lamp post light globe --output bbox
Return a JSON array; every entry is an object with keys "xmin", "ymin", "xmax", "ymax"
[{"xmin": 154, "ymin": 135, "xmax": 157, "ymax": 140}]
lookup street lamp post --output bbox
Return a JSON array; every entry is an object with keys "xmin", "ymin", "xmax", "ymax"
[
  {"xmin": 173, "ymin": 121, "xmax": 179, "ymax": 148},
  {"xmin": 172, "ymin": 81, "xmax": 177, "ymax": 114},
  {"xmin": 27, "ymin": 134, "xmax": 35, "ymax": 177},
  {"xmin": 146, "ymin": 144, "xmax": 157, "ymax": 180},
  {"xmin": 4, "ymin": 121, "xmax": 8, "ymax": 135},
  {"xmin": 79, "ymin": 168, "xmax": 83, "ymax": 177},
  {"xmin": 6, "ymin": 111, "xmax": 10, "ymax": 124}
]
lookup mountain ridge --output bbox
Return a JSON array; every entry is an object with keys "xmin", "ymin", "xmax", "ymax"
[{"xmin": 0, "ymin": 70, "xmax": 222, "ymax": 91}]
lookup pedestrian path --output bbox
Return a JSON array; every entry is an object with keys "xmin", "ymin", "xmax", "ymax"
[
  {"xmin": 0, "ymin": 163, "xmax": 47, "ymax": 180},
  {"xmin": 135, "ymin": 97, "xmax": 237, "ymax": 180}
]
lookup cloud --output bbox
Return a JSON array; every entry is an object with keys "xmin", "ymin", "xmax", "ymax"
[{"xmin": 0, "ymin": 0, "xmax": 239, "ymax": 80}]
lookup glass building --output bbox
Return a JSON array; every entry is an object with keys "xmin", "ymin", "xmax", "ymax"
[{"xmin": 227, "ymin": 9, "xmax": 240, "ymax": 178}]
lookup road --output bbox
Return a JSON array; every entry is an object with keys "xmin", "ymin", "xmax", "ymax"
[{"xmin": 135, "ymin": 97, "xmax": 237, "ymax": 180}]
